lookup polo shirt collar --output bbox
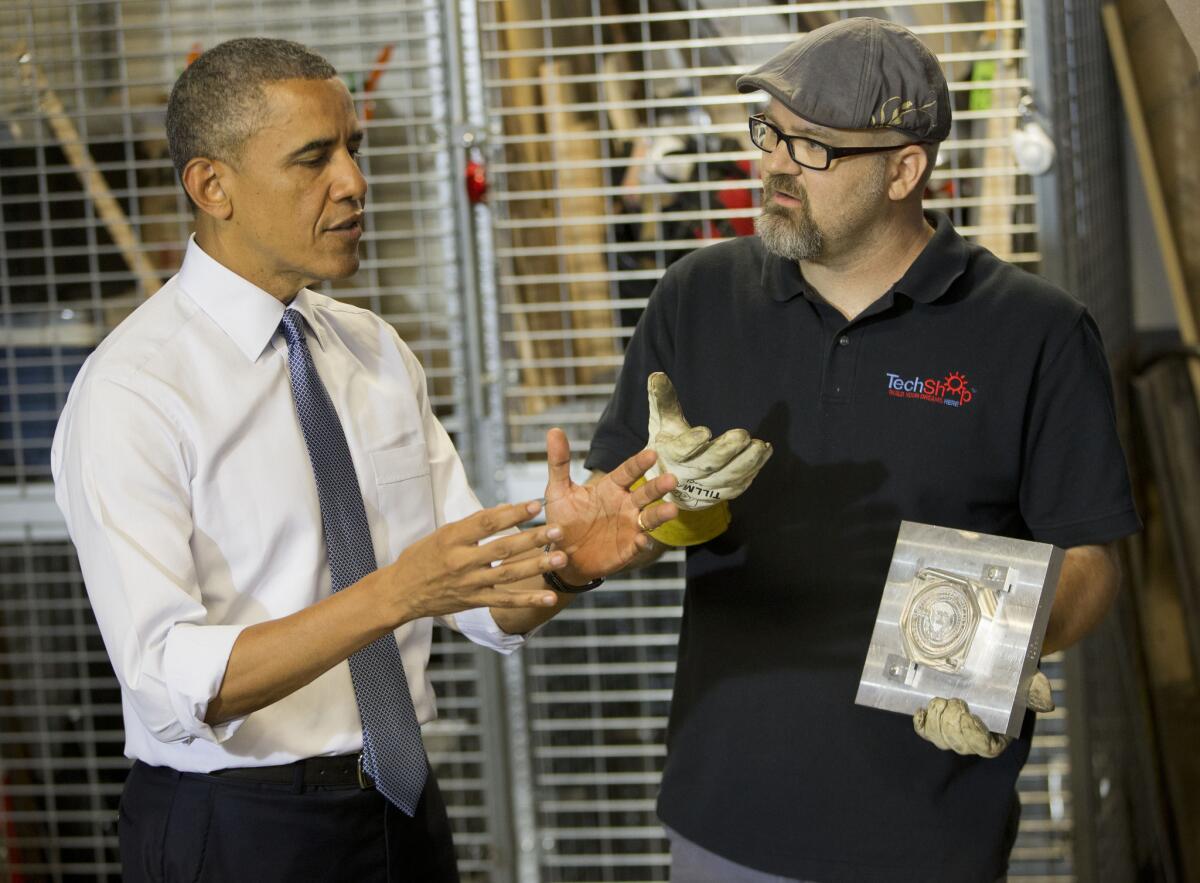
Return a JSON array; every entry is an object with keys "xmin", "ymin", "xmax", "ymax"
[
  {"xmin": 763, "ymin": 247, "xmax": 813, "ymax": 303},
  {"xmin": 761, "ymin": 210, "xmax": 969, "ymax": 305},
  {"xmin": 177, "ymin": 235, "xmax": 326, "ymax": 361},
  {"xmin": 891, "ymin": 211, "xmax": 970, "ymax": 304}
]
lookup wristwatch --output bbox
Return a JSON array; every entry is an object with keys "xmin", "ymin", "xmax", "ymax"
[
  {"xmin": 899, "ymin": 567, "xmax": 1000, "ymax": 674},
  {"xmin": 542, "ymin": 569, "xmax": 604, "ymax": 594},
  {"xmin": 541, "ymin": 545, "xmax": 604, "ymax": 594}
]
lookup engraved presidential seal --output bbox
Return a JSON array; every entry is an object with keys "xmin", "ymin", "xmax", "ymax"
[{"xmin": 900, "ymin": 569, "xmax": 982, "ymax": 673}]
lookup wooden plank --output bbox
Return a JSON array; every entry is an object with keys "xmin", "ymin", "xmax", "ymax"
[
  {"xmin": 1132, "ymin": 358, "xmax": 1200, "ymax": 882},
  {"xmin": 540, "ymin": 61, "xmax": 620, "ymax": 387},
  {"xmin": 14, "ymin": 44, "xmax": 161, "ymax": 297},
  {"xmin": 1163, "ymin": 0, "xmax": 1200, "ymax": 63},
  {"xmin": 977, "ymin": 0, "xmax": 1019, "ymax": 259},
  {"xmin": 495, "ymin": 0, "xmax": 564, "ymax": 415},
  {"xmin": 1103, "ymin": 4, "xmax": 1200, "ymax": 408}
]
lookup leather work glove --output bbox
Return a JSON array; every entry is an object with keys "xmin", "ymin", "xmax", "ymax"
[
  {"xmin": 645, "ymin": 372, "xmax": 772, "ymax": 511},
  {"xmin": 912, "ymin": 670, "xmax": 1055, "ymax": 758},
  {"xmin": 636, "ymin": 372, "xmax": 772, "ymax": 547}
]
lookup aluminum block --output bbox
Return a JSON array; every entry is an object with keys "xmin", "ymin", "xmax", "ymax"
[{"xmin": 855, "ymin": 521, "xmax": 1063, "ymax": 737}]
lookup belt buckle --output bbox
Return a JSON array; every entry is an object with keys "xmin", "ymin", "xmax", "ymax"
[{"xmin": 355, "ymin": 753, "xmax": 373, "ymax": 790}]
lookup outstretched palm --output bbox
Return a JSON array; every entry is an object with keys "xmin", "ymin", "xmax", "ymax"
[{"xmin": 542, "ymin": 428, "xmax": 677, "ymax": 583}]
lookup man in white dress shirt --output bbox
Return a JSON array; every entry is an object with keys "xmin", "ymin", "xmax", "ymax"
[{"xmin": 51, "ymin": 38, "xmax": 678, "ymax": 882}]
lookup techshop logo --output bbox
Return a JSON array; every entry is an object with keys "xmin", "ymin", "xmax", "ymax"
[{"xmin": 886, "ymin": 370, "xmax": 975, "ymax": 408}]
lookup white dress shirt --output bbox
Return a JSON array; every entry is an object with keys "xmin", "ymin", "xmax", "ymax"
[{"xmin": 51, "ymin": 236, "xmax": 525, "ymax": 772}]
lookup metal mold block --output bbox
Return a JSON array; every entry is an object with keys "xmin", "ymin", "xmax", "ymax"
[{"xmin": 855, "ymin": 521, "xmax": 1064, "ymax": 737}]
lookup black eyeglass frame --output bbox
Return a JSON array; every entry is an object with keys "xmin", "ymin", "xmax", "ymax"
[{"xmin": 748, "ymin": 113, "xmax": 924, "ymax": 170}]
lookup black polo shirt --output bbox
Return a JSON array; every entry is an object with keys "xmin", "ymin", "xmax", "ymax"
[{"xmin": 585, "ymin": 212, "xmax": 1140, "ymax": 882}]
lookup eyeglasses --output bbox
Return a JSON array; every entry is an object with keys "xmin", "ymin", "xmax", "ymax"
[{"xmin": 748, "ymin": 114, "xmax": 920, "ymax": 171}]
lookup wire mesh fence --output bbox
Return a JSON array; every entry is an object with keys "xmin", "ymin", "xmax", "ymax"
[
  {"xmin": 0, "ymin": 2, "xmax": 504, "ymax": 879},
  {"xmin": 478, "ymin": 0, "xmax": 1042, "ymax": 460},
  {"xmin": 475, "ymin": 1, "xmax": 1068, "ymax": 880},
  {"xmin": 2, "ymin": 1, "xmax": 1081, "ymax": 880}
]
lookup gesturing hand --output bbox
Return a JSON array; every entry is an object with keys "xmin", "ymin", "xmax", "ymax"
[
  {"xmin": 542, "ymin": 428, "xmax": 678, "ymax": 584},
  {"xmin": 384, "ymin": 499, "xmax": 566, "ymax": 624},
  {"xmin": 645, "ymin": 372, "xmax": 772, "ymax": 510}
]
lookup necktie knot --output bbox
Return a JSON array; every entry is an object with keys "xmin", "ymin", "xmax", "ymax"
[{"xmin": 280, "ymin": 308, "xmax": 306, "ymax": 349}]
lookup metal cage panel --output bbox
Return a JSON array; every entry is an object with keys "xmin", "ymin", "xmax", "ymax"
[
  {"xmin": 0, "ymin": 2, "xmax": 505, "ymax": 880},
  {"xmin": 476, "ymin": 4, "xmax": 1069, "ymax": 879}
]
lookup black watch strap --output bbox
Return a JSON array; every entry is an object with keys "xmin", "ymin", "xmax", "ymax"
[
  {"xmin": 543, "ymin": 569, "xmax": 604, "ymax": 594},
  {"xmin": 541, "ymin": 545, "xmax": 604, "ymax": 593}
]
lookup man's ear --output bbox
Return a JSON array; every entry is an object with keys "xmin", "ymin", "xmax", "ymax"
[
  {"xmin": 887, "ymin": 143, "xmax": 929, "ymax": 202},
  {"xmin": 181, "ymin": 157, "xmax": 233, "ymax": 220}
]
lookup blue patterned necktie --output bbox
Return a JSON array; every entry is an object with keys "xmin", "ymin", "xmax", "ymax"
[{"xmin": 279, "ymin": 308, "xmax": 428, "ymax": 815}]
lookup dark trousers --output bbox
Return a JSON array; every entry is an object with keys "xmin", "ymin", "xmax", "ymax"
[{"xmin": 119, "ymin": 760, "xmax": 460, "ymax": 882}]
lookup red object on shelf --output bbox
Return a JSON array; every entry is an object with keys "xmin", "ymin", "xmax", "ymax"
[
  {"xmin": 709, "ymin": 159, "xmax": 756, "ymax": 238},
  {"xmin": 361, "ymin": 44, "xmax": 394, "ymax": 121},
  {"xmin": 466, "ymin": 159, "xmax": 487, "ymax": 203}
]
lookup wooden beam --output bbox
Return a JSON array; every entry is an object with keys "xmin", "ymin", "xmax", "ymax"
[
  {"xmin": 1102, "ymin": 4, "xmax": 1200, "ymax": 407},
  {"xmin": 14, "ymin": 44, "xmax": 162, "ymax": 298}
]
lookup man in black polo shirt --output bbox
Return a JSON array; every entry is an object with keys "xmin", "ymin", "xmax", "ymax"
[{"xmin": 584, "ymin": 17, "xmax": 1140, "ymax": 882}]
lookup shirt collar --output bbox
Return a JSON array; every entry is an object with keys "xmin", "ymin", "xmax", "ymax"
[
  {"xmin": 176, "ymin": 235, "xmax": 325, "ymax": 361},
  {"xmin": 761, "ymin": 210, "xmax": 969, "ymax": 306},
  {"xmin": 763, "ymin": 246, "xmax": 814, "ymax": 303},
  {"xmin": 891, "ymin": 210, "xmax": 970, "ymax": 304},
  {"xmin": 284, "ymin": 290, "xmax": 324, "ymax": 350}
]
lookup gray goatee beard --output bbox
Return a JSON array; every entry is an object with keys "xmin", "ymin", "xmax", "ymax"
[{"xmin": 755, "ymin": 181, "xmax": 823, "ymax": 261}]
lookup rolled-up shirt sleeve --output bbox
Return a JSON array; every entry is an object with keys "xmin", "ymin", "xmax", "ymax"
[
  {"xmin": 448, "ymin": 606, "xmax": 529, "ymax": 653},
  {"xmin": 52, "ymin": 373, "xmax": 246, "ymax": 744}
]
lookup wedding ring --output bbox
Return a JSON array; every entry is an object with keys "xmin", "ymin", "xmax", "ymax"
[{"xmin": 636, "ymin": 510, "xmax": 650, "ymax": 532}]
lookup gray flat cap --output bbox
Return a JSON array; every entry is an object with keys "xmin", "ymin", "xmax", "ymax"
[{"xmin": 736, "ymin": 17, "xmax": 951, "ymax": 142}]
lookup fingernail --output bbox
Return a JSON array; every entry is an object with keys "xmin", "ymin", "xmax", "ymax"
[
  {"xmin": 541, "ymin": 594, "xmax": 557, "ymax": 605},
  {"xmin": 550, "ymin": 553, "xmax": 566, "ymax": 567},
  {"xmin": 527, "ymin": 500, "xmax": 542, "ymax": 514},
  {"xmin": 547, "ymin": 526, "xmax": 563, "ymax": 540}
]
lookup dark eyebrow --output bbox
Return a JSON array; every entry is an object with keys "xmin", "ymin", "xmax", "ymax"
[
  {"xmin": 762, "ymin": 115, "xmax": 831, "ymax": 141},
  {"xmin": 286, "ymin": 131, "xmax": 365, "ymax": 161}
]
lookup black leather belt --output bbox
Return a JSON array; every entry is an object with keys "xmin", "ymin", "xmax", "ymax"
[{"xmin": 205, "ymin": 753, "xmax": 374, "ymax": 789}]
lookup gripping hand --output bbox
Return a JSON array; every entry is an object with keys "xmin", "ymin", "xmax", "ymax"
[
  {"xmin": 912, "ymin": 671, "xmax": 1055, "ymax": 758},
  {"xmin": 645, "ymin": 372, "xmax": 772, "ymax": 511}
]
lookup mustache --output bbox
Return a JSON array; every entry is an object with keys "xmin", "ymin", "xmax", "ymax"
[{"xmin": 763, "ymin": 174, "xmax": 806, "ymax": 202}]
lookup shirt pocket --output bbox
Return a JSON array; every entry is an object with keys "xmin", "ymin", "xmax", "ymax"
[
  {"xmin": 371, "ymin": 443, "xmax": 431, "ymax": 485},
  {"xmin": 370, "ymin": 443, "xmax": 438, "ymax": 557}
]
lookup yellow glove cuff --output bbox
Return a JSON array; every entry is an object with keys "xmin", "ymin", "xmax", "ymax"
[{"xmin": 631, "ymin": 477, "xmax": 731, "ymax": 547}]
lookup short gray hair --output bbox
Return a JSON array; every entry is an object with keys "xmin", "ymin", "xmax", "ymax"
[{"xmin": 166, "ymin": 38, "xmax": 338, "ymax": 199}]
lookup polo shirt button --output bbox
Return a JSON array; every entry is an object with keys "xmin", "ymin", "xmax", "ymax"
[{"xmin": 838, "ymin": 335, "xmax": 850, "ymax": 346}]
